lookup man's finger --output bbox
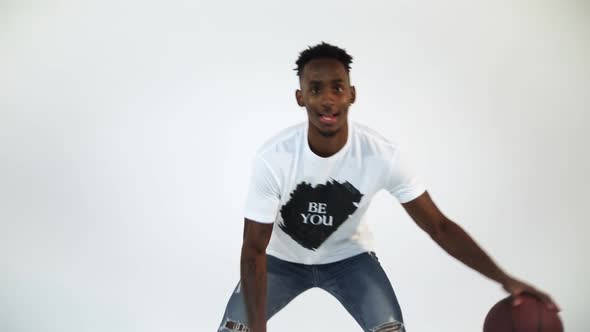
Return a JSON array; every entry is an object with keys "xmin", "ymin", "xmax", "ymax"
[
  {"xmin": 541, "ymin": 294, "xmax": 561, "ymax": 312},
  {"xmin": 512, "ymin": 294, "xmax": 523, "ymax": 306}
]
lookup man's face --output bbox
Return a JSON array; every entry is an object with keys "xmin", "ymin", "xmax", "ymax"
[{"xmin": 296, "ymin": 58, "xmax": 356, "ymax": 137}]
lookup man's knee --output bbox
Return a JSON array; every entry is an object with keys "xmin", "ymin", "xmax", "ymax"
[{"xmin": 371, "ymin": 321, "xmax": 404, "ymax": 332}]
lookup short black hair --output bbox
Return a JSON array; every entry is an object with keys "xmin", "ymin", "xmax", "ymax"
[{"xmin": 294, "ymin": 42, "xmax": 353, "ymax": 77}]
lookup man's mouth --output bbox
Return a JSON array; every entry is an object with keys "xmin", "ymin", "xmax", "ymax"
[{"xmin": 318, "ymin": 112, "xmax": 339, "ymax": 125}]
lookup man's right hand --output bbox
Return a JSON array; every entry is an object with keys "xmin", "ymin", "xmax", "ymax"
[{"xmin": 240, "ymin": 218, "xmax": 273, "ymax": 332}]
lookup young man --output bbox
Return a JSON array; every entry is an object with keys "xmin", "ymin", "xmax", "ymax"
[{"xmin": 217, "ymin": 42, "xmax": 558, "ymax": 332}]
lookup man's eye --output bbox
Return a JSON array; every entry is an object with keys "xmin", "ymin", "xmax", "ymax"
[
  {"xmin": 334, "ymin": 86, "xmax": 344, "ymax": 93},
  {"xmin": 311, "ymin": 88, "xmax": 319, "ymax": 94}
]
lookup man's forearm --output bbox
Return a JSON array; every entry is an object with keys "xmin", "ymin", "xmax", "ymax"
[
  {"xmin": 240, "ymin": 248, "xmax": 267, "ymax": 332},
  {"xmin": 433, "ymin": 218, "xmax": 509, "ymax": 284}
]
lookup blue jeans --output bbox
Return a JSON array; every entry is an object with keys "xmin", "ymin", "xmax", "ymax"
[{"xmin": 217, "ymin": 252, "xmax": 406, "ymax": 331}]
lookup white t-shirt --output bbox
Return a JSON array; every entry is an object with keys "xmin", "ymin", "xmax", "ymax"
[{"xmin": 244, "ymin": 121, "xmax": 426, "ymax": 264}]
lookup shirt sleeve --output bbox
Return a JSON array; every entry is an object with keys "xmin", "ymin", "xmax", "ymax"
[
  {"xmin": 384, "ymin": 149, "xmax": 426, "ymax": 203},
  {"xmin": 243, "ymin": 154, "xmax": 281, "ymax": 223}
]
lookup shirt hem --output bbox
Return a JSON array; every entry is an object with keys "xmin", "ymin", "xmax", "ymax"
[{"xmin": 266, "ymin": 247, "xmax": 372, "ymax": 265}]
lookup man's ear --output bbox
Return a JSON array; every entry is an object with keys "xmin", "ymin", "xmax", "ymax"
[
  {"xmin": 350, "ymin": 86, "xmax": 356, "ymax": 104},
  {"xmin": 295, "ymin": 89, "xmax": 305, "ymax": 107}
]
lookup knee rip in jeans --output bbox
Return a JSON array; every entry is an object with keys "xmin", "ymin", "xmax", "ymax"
[
  {"xmin": 220, "ymin": 319, "xmax": 250, "ymax": 332},
  {"xmin": 371, "ymin": 321, "xmax": 404, "ymax": 332}
]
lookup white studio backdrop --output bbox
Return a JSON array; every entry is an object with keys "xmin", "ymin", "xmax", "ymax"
[{"xmin": 1, "ymin": 0, "xmax": 588, "ymax": 331}]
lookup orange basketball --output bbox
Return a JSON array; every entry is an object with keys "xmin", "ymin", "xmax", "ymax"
[{"xmin": 484, "ymin": 294, "xmax": 563, "ymax": 332}]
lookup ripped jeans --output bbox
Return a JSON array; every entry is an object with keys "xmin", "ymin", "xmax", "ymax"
[{"xmin": 217, "ymin": 252, "xmax": 406, "ymax": 332}]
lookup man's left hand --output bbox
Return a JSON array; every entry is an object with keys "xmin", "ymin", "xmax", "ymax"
[{"xmin": 501, "ymin": 276, "xmax": 560, "ymax": 312}]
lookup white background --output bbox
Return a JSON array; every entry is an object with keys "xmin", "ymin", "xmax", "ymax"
[{"xmin": 1, "ymin": 0, "xmax": 589, "ymax": 331}]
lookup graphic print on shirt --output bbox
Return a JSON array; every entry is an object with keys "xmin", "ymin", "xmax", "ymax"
[{"xmin": 278, "ymin": 179, "xmax": 363, "ymax": 251}]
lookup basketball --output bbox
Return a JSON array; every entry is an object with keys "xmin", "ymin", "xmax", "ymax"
[{"xmin": 483, "ymin": 294, "xmax": 563, "ymax": 332}]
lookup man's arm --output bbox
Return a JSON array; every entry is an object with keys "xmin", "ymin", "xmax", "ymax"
[
  {"xmin": 241, "ymin": 218, "xmax": 273, "ymax": 332},
  {"xmin": 402, "ymin": 191, "xmax": 559, "ymax": 310}
]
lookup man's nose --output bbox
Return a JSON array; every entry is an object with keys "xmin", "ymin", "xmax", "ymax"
[{"xmin": 320, "ymin": 91, "xmax": 335, "ymax": 108}]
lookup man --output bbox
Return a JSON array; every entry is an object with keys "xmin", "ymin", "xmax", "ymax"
[{"xmin": 217, "ymin": 42, "xmax": 558, "ymax": 332}]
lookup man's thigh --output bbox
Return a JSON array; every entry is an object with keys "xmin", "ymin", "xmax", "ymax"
[
  {"xmin": 319, "ymin": 252, "xmax": 406, "ymax": 332},
  {"xmin": 217, "ymin": 255, "xmax": 313, "ymax": 331}
]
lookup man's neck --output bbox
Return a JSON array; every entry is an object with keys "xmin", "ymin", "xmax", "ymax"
[{"xmin": 307, "ymin": 122, "xmax": 349, "ymax": 158}]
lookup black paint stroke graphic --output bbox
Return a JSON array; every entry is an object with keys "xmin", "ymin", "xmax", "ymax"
[{"xmin": 279, "ymin": 179, "xmax": 363, "ymax": 250}]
